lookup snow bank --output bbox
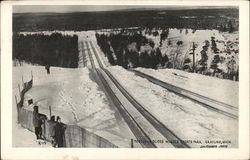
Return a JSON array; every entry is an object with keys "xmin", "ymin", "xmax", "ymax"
[
  {"xmin": 12, "ymin": 65, "xmax": 52, "ymax": 147},
  {"xmin": 135, "ymin": 68, "xmax": 238, "ymax": 107},
  {"xmin": 13, "ymin": 65, "xmax": 133, "ymax": 147},
  {"xmin": 108, "ymin": 66, "xmax": 238, "ymax": 148}
]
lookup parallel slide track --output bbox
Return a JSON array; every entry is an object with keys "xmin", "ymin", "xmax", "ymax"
[
  {"xmin": 88, "ymin": 41, "xmax": 190, "ymax": 148},
  {"xmin": 85, "ymin": 41, "xmax": 156, "ymax": 148},
  {"xmin": 132, "ymin": 70, "xmax": 238, "ymax": 120}
]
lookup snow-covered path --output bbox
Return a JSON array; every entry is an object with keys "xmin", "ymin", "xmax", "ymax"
[{"xmin": 78, "ymin": 40, "xmax": 88, "ymax": 68}]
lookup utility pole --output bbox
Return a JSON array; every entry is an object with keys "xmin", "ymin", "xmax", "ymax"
[{"xmin": 191, "ymin": 42, "xmax": 196, "ymax": 72}]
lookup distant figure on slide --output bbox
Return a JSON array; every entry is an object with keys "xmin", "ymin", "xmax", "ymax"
[{"xmin": 45, "ymin": 64, "xmax": 50, "ymax": 74}]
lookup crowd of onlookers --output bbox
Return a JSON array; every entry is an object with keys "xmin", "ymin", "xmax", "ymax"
[{"xmin": 32, "ymin": 104, "xmax": 66, "ymax": 147}]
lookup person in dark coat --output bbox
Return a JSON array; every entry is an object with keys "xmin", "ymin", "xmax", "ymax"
[
  {"xmin": 47, "ymin": 115, "xmax": 56, "ymax": 147},
  {"xmin": 33, "ymin": 106, "xmax": 47, "ymax": 140},
  {"xmin": 54, "ymin": 116, "xmax": 66, "ymax": 147},
  {"xmin": 33, "ymin": 106, "xmax": 42, "ymax": 139}
]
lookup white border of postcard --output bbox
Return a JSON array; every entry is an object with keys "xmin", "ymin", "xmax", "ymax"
[{"xmin": 1, "ymin": 0, "xmax": 249, "ymax": 160}]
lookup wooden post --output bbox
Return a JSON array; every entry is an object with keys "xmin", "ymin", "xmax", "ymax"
[
  {"xmin": 15, "ymin": 95, "xmax": 20, "ymax": 124},
  {"xmin": 22, "ymin": 75, "xmax": 24, "ymax": 87},
  {"xmin": 15, "ymin": 95, "xmax": 18, "ymax": 106},
  {"xmin": 49, "ymin": 106, "xmax": 52, "ymax": 119},
  {"xmin": 18, "ymin": 84, "xmax": 21, "ymax": 95},
  {"xmin": 131, "ymin": 139, "xmax": 134, "ymax": 148},
  {"xmin": 192, "ymin": 42, "xmax": 196, "ymax": 73},
  {"xmin": 31, "ymin": 70, "xmax": 33, "ymax": 80}
]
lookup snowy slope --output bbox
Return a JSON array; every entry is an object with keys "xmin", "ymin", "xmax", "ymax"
[
  {"xmin": 13, "ymin": 65, "xmax": 135, "ymax": 147},
  {"xmin": 135, "ymin": 68, "xmax": 238, "ymax": 107},
  {"xmin": 13, "ymin": 31, "xmax": 138, "ymax": 147},
  {"xmin": 108, "ymin": 66, "xmax": 238, "ymax": 148}
]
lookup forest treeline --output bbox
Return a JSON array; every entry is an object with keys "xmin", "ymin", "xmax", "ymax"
[
  {"xmin": 13, "ymin": 33, "xmax": 79, "ymax": 68},
  {"xmin": 96, "ymin": 32, "xmax": 170, "ymax": 69},
  {"xmin": 13, "ymin": 8, "xmax": 238, "ymax": 32},
  {"xmin": 96, "ymin": 30, "xmax": 239, "ymax": 81}
]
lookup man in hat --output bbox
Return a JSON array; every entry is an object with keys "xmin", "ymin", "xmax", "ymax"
[
  {"xmin": 33, "ymin": 106, "xmax": 42, "ymax": 140},
  {"xmin": 54, "ymin": 116, "xmax": 66, "ymax": 147},
  {"xmin": 33, "ymin": 106, "xmax": 47, "ymax": 140}
]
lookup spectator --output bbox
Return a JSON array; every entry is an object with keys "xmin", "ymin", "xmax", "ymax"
[
  {"xmin": 28, "ymin": 99, "xmax": 34, "ymax": 108},
  {"xmin": 54, "ymin": 116, "xmax": 66, "ymax": 147},
  {"xmin": 45, "ymin": 64, "xmax": 50, "ymax": 74},
  {"xmin": 32, "ymin": 106, "xmax": 42, "ymax": 140},
  {"xmin": 32, "ymin": 106, "xmax": 47, "ymax": 140},
  {"xmin": 47, "ymin": 115, "xmax": 56, "ymax": 147}
]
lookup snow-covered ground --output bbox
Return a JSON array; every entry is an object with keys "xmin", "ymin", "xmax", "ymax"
[
  {"xmin": 13, "ymin": 87, "xmax": 51, "ymax": 147},
  {"xmin": 13, "ymin": 30, "xmax": 238, "ymax": 148},
  {"xmin": 13, "ymin": 31, "xmax": 138, "ymax": 148},
  {"xmin": 13, "ymin": 65, "xmax": 135, "ymax": 147},
  {"xmin": 107, "ymin": 66, "xmax": 238, "ymax": 148},
  {"xmin": 12, "ymin": 124, "xmax": 52, "ymax": 147},
  {"xmin": 12, "ymin": 62, "xmax": 52, "ymax": 147},
  {"xmin": 135, "ymin": 68, "xmax": 238, "ymax": 107}
]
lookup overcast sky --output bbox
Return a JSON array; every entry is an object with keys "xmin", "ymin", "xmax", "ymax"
[{"xmin": 13, "ymin": 5, "xmax": 233, "ymax": 13}]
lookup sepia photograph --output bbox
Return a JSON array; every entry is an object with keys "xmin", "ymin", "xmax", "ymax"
[{"xmin": 1, "ymin": 1, "xmax": 249, "ymax": 160}]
